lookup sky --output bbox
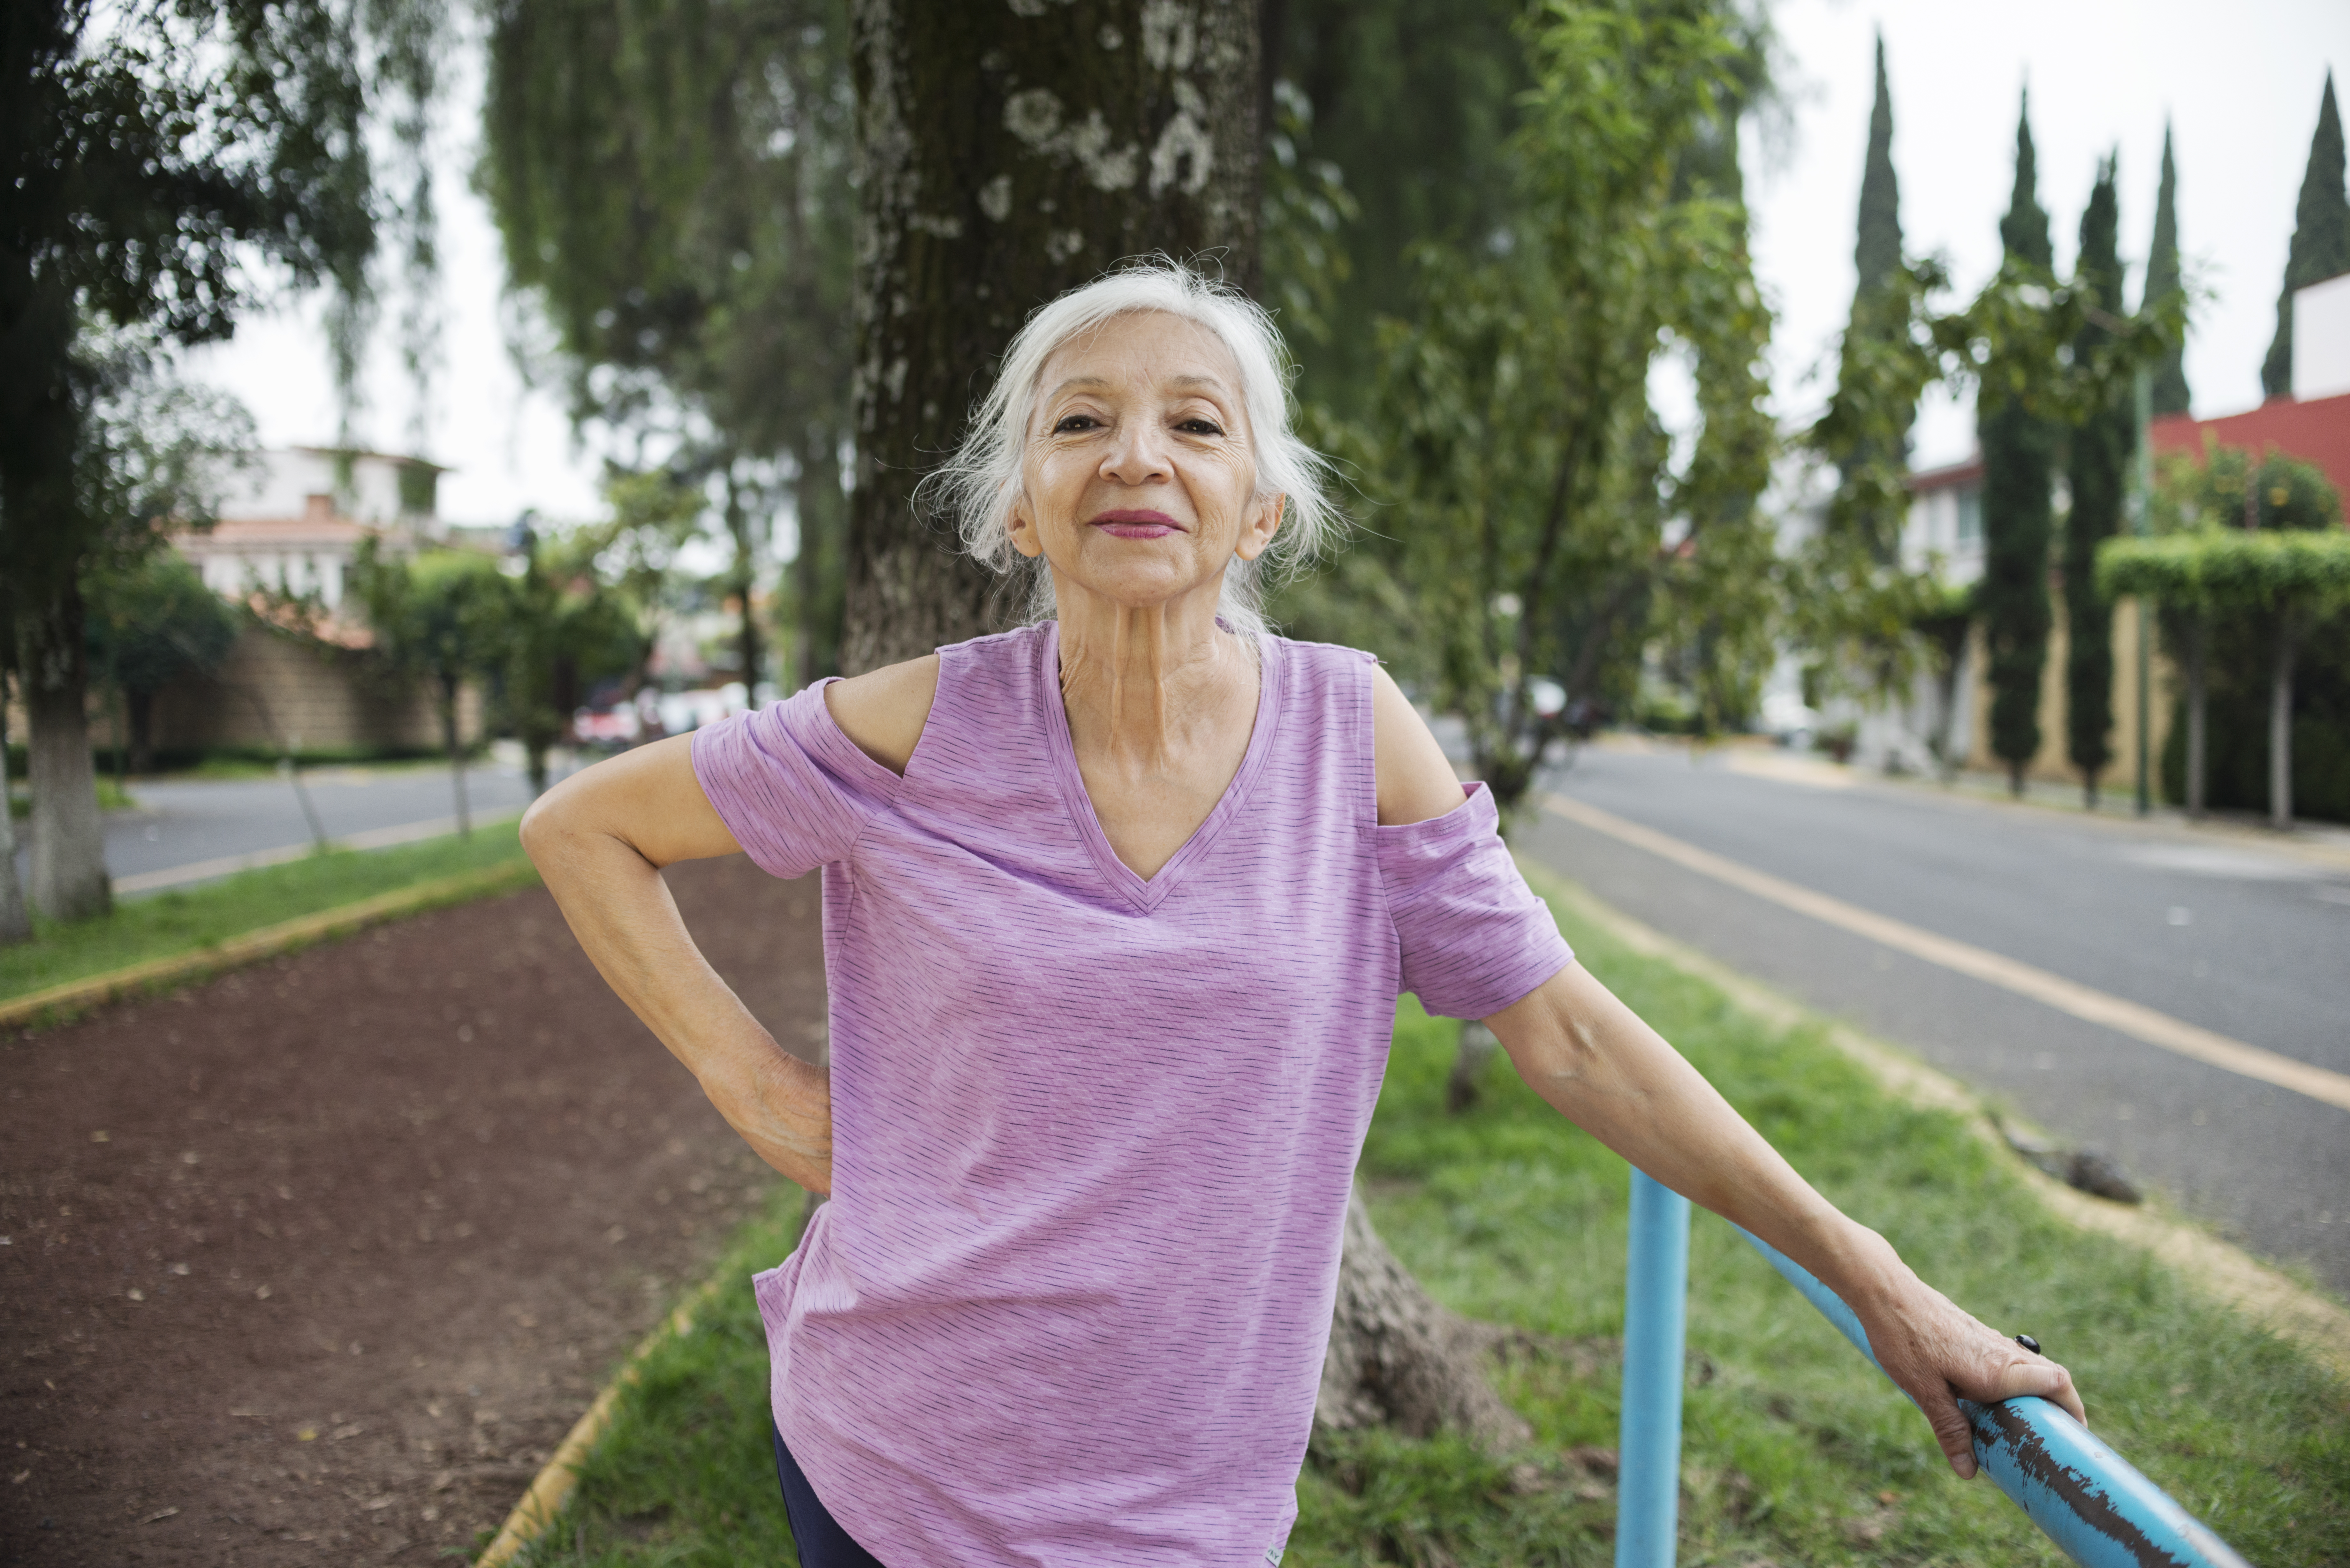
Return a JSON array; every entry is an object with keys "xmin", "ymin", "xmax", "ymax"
[
  {"xmin": 1750, "ymin": 0, "xmax": 2350, "ymax": 468},
  {"xmin": 184, "ymin": 1, "xmax": 2350, "ymax": 527}
]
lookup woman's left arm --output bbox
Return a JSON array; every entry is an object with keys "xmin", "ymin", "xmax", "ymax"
[
  {"xmin": 1483, "ymin": 964, "xmax": 2083, "ymax": 1477},
  {"xmin": 1365, "ymin": 665, "xmax": 2080, "ymax": 1479}
]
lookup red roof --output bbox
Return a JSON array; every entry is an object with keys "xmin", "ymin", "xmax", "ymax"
[
  {"xmin": 2149, "ymin": 391, "xmax": 2350, "ymax": 508},
  {"xmin": 1907, "ymin": 455, "xmax": 1984, "ymax": 495}
]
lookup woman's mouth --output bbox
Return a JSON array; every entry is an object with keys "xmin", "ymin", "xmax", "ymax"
[{"xmin": 1089, "ymin": 509, "xmax": 1183, "ymax": 539}]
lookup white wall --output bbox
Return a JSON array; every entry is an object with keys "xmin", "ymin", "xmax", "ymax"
[{"xmin": 2293, "ymin": 273, "xmax": 2350, "ymax": 402}]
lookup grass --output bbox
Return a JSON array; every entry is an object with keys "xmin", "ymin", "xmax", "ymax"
[
  {"xmin": 0, "ymin": 819, "xmax": 533, "ymax": 1006},
  {"xmin": 502, "ymin": 878, "xmax": 2349, "ymax": 1567},
  {"xmin": 8, "ymin": 778, "xmax": 139, "ymax": 818}
]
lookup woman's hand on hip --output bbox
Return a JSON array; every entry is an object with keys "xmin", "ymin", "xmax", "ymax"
[{"xmin": 699, "ymin": 1032, "xmax": 835, "ymax": 1194}]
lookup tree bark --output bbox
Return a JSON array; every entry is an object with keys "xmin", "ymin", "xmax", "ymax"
[
  {"xmin": 2185, "ymin": 612, "xmax": 2207, "ymax": 818},
  {"xmin": 0, "ymin": 671, "xmax": 31, "ymax": 944},
  {"xmin": 18, "ymin": 583, "xmax": 110, "ymax": 922},
  {"xmin": 841, "ymin": 0, "xmax": 1264, "ymax": 673},
  {"xmin": 2270, "ymin": 614, "xmax": 2297, "ymax": 830},
  {"xmin": 724, "ymin": 468, "xmax": 763, "ymax": 692},
  {"xmin": 1446, "ymin": 1020, "xmax": 1500, "ymax": 1115},
  {"xmin": 1316, "ymin": 1186, "xmax": 1531, "ymax": 1451},
  {"xmin": 439, "ymin": 672, "xmax": 472, "ymax": 837}
]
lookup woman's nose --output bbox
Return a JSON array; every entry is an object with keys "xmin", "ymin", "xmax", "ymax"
[{"xmin": 1101, "ymin": 420, "xmax": 1170, "ymax": 485}]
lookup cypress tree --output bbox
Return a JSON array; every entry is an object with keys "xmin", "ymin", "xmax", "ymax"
[
  {"xmin": 2066, "ymin": 157, "xmax": 2130, "ymax": 808},
  {"xmin": 1828, "ymin": 31, "xmax": 1909, "ymax": 559},
  {"xmin": 1855, "ymin": 34, "xmax": 1902, "ymax": 299},
  {"xmin": 2145, "ymin": 124, "xmax": 2190, "ymax": 416},
  {"xmin": 1979, "ymin": 93, "xmax": 2057, "ymax": 796},
  {"xmin": 2262, "ymin": 73, "xmax": 2349, "ymax": 399}
]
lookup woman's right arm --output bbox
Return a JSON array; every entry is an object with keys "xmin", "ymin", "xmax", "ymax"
[{"xmin": 519, "ymin": 736, "xmax": 835, "ymax": 1192}]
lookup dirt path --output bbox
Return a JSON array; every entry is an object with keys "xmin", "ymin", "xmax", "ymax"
[{"xmin": 1, "ymin": 856, "xmax": 826, "ymax": 1565}]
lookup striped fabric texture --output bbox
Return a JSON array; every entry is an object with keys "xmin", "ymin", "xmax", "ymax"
[{"xmin": 691, "ymin": 623, "xmax": 1572, "ymax": 1567}]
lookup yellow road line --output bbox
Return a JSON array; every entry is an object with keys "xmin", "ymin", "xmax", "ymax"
[{"xmin": 1542, "ymin": 792, "xmax": 2350, "ymax": 1116}]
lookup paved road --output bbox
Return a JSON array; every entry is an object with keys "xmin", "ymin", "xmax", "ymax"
[
  {"xmin": 1522, "ymin": 743, "xmax": 2350, "ymax": 1298},
  {"xmin": 11, "ymin": 760, "xmax": 555, "ymax": 898}
]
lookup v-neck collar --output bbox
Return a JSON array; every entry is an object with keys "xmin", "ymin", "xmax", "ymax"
[{"xmin": 1038, "ymin": 618, "xmax": 1281, "ymax": 915}]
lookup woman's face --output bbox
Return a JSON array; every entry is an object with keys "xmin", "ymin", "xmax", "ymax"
[{"xmin": 1008, "ymin": 310, "xmax": 1283, "ymax": 615}]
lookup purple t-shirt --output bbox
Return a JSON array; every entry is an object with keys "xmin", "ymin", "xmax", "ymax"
[{"xmin": 691, "ymin": 623, "xmax": 1571, "ymax": 1567}]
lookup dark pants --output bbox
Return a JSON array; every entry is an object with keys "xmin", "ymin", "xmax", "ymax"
[{"xmin": 770, "ymin": 1421, "xmax": 889, "ymax": 1568}]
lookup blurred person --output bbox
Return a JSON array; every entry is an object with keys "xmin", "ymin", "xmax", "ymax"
[{"xmin": 521, "ymin": 262, "xmax": 2082, "ymax": 1568}]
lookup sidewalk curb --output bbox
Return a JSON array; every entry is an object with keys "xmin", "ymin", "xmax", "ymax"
[
  {"xmin": 0, "ymin": 859, "xmax": 541, "ymax": 1032},
  {"xmin": 474, "ymin": 1276, "xmax": 726, "ymax": 1567},
  {"xmin": 1519, "ymin": 858, "xmax": 2350, "ymax": 1385}
]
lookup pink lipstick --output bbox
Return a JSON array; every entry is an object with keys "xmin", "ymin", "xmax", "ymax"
[{"xmin": 1089, "ymin": 509, "xmax": 1184, "ymax": 539}]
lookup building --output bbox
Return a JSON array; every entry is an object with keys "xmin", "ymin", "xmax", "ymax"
[
  {"xmin": 175, "ymin": 447, "xmax": 446, "ymax": 611},
  {"xmin": 150, "ymin": 449, "xmax": 485, "ymax": 758}
]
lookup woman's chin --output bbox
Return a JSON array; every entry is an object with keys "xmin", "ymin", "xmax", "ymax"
[{"xmin": 1051, "ymin": 562, "xmax": 1230, "ymax": 618}]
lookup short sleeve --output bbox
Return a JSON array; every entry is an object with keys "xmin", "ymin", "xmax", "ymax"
[
  {"xmin": 1375, "ymin": 782, "xmax": 1573, "ymax": 1020},
  {"xmin": 690, "ymin": 683, "xmax": 897, "ymax": 879}
]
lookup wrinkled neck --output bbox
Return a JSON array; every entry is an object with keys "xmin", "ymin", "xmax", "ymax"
[{"xmin": 1054, "ymin": 584, "xmax": 1250, "ymax": 769}]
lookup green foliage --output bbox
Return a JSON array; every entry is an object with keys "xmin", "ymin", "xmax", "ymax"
[
  {"xmin": 2098, "ymin": 527, "xmax": 2350, "ymax": 609},
  {"xmin": 503, "ymin": 520, "xmax": 651, "ymax": 790},
  {"xmin": 0, "ymin": 0, "xmax": 439, "ymax": 607},
  {"xmin": 1359, "ymin": 0, "xmax": 1779, "ymax": 813},
  {"xmin": 1265, "ymin": 0, "xmax": 1536, "ymax": 420},
  {"xmin": 2065, "ymin": 159, "xmax": 2131, "ymax": 792},
  {"xmin": 1980, "ymin": 98, "xmax": 2058, "ymax": 784},
  {"xmin": 512, "ymin": 879, "xmax": 2350, "ymax": 1565},
  {"xmin": 0, "ymin": 821, "xmax": 532, "ymax": 1004},
  {"xmin": 1853, "ymin": 36, "xmax": 1902, "ymax": 299},
  {"xmin": 351, "ymin": 541, "xmax": 518, "ymax": 761},
  {"xmin": 84, "ymin": 553, "xmax": 240, "ymax": 700},
  {"xmin": 2262, "ymin": 73, "xmax": 2349, "ymax": 399},
  {"xmin": 2149, "ymin": 444, "xmax": 2344, "ymax": 539},
  {"xmin": 2159, "ymin": 623, "xmax": 2350, "ymax": 825},
  {"xmin": 2145, "ymin": 126, "xmax": 2190, "ymax": 417},
  {"xmin": 481, "ymin": 0, "xmax": 855, "ymax": 684},
  {"xmin": 1796, "ymin": 34, "xmax": 1958, "ymax": 707}
]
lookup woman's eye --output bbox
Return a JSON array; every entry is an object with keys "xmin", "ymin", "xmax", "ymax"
[
  {"xmin": 1053, "ymin": 414, "xmax": 1098, "ymax": 433},
  {"xmin": 1178, "ymin": 418, "xmax": 1224, "ymax": 436}
]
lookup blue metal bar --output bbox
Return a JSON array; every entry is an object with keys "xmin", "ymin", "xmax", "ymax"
[
  {"xmin": 1732, "ymin": 1227, "xmax": 2252, "ymax": 1568},
  {"xmin": 1616, "ymin": 1171, "xmax": 1691, "ymax": 1568}
]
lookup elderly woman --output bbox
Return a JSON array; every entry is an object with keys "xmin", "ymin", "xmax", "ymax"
[{"xmin": 521, "ymin": 263, "xmax": 2081, "ymax": 1568}]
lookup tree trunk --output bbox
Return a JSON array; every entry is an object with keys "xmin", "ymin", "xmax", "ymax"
[
  {"xmin": 2185, "ymin": 612, "xmax": 2207, "ymax": 818},
  {"xmin": 18, "ymin": 584, "xmax": 110, "ymax": 922},
  {"xmin": 2270, "ymin": 614, "xmax": 2297, "ymax": 830},
  {"xmin": 127, "ymin": 688, "xmax": 156, "ymax": 777},
  {"xmin": 1447, "ymin": 1020, "xmax": 1500, "ymax": 1114},
  {"xmin": 1316, "ymin": 1186, "xmax": 1530, "ymax": 1452},
  {"xmin": 439, "ymin": 672, "xmax": 472, "ymax": 837},
  {"xmin": 0, "ymin": 671, "xmax": 31, "ymax": 944},
  {"xmin": 841, "ymin": 0, "xmax": 1264, "ymax": 673},
  {"xmin": 724, "ymin": 469, "xmax": 763, "ymax": 693}
]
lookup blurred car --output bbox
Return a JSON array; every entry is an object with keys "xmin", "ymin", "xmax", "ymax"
[
  {"xmin": 573, "ymin": 705, "xmax": 643, "ymax": 748},
  {"xmin": 1759, "ymin": 689, "xmax": 1820, "ymax": 751}
]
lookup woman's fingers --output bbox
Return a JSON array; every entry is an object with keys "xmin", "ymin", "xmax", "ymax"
[
  {"xmin": 1972, "ymin": 1345, "xmax": 2087, "ymax": 1427},
  {"xmin": 1871, "ymin": 1286, "xmax": 2089, "ymax": 1478}
]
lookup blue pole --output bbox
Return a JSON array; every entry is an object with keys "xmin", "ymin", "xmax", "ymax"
[
  {"xmin": 1732, "ymin": 1228, "xmax": 2252, "ymax": 1568},
  {"xmin": 1617, "ymin": 1171, "xmax": 1691, "ymax": 1568}
]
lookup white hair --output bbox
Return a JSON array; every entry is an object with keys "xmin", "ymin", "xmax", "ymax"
[{"xmin": 920, "ymin": 258, "xmax": 1339, "ymax": 639}]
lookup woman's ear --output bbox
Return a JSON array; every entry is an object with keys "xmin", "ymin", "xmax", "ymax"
[
  {"xmin": 1007, "ymin": 493, "xmax": 1045, "ymax": 560},
  {"xmin": 1233, "ymin": 493, "xmax": 1285, "ymax": 563}
]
